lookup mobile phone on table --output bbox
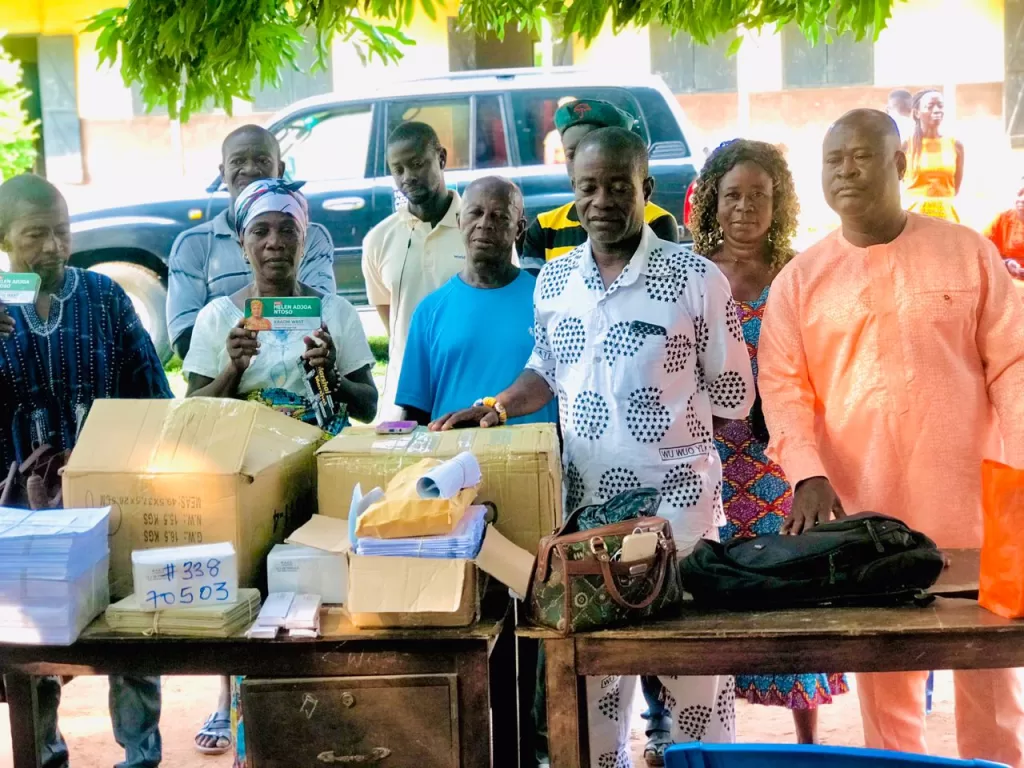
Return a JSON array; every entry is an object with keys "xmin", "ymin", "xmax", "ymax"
[{"xmin": 376, "ymin": 420, "xmax": 417, "ymax": 435}]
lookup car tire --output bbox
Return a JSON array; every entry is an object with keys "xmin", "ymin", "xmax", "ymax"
[{"xmin": 89, "ymin": 262, "xmax": 172, "ymax": 364}]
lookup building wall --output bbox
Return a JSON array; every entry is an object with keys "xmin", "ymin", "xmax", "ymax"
[{"xmin": 653, "ymin": 0, "xmax": 1010, "ymax": 232}]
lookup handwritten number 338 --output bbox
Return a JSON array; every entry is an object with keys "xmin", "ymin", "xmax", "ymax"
[{"xmin": 183, "ymin": 558, "xmax": 221, "ymax": 580}]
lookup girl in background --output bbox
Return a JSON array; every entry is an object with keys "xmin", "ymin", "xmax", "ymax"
[{"xmin": 903, "ymin": 90, "xmax": 965, "ymax": 222}]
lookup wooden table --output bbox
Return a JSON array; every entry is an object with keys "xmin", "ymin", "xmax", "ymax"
[
  {"xmin": 1, "ymin": 605, "xmax": 517, "ymax": 768},
  {"xmin": 519, "ymin": 550, "xmax": 1024, "ymax": 768}
]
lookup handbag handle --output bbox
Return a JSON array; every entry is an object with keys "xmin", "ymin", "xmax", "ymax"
[{"xmin": 595, "ymin": 541, "xmax": 670, "ymax": 611}]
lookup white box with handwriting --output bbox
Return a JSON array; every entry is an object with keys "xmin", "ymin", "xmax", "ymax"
[{"xmin": 131, "ymin": 542, "xmax": 238, "ymax": 612}]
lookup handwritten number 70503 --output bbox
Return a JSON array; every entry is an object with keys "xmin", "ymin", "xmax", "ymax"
[{"xmin": 145, "ymin": 581, "xmax": 230, "ymax": 609}]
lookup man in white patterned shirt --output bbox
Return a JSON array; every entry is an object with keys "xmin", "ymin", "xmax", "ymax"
[{"xmin": 434, "ymin": 127, "xmax": 754, "ymax": 767}]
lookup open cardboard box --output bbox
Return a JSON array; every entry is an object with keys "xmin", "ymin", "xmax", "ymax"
[
  {"xmin": 316, "ymin": 424, "xmax": 561, "ymax": 555},
  {"xmin": 287, "ymin": 515, "xmax": 536, "ymax": 628},
  {"xmin": 63, "ymin": 398, "xmax": 322, "ymax": 599}
]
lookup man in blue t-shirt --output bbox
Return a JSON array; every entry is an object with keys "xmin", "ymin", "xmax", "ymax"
[{"xmin": 397, "ymin": 176, "xmax": 558, "ymax": 427}]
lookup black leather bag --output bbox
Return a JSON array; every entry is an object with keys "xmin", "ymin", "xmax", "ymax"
[{"xmin": 680, "ymin": 512, "xmax": 945, "ymax": 609}]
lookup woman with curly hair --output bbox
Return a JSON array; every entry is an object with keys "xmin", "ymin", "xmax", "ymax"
[{"xmin": 689, "ymin": 139, "xmax": 847, "ymax": 744}]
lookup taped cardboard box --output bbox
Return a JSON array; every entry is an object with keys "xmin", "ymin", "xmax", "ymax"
[
  {"xmin": 63, "ymin": 398, "xmax": 323, "ymax": 599},
  {"xmin": 317, "ymin": 424, "xmax": 561, "ymax": 554}
]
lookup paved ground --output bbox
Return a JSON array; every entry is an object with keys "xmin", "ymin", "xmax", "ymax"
[{"xmin": 1, "ymin": 672, "xmax": 960, "ymax": 767}]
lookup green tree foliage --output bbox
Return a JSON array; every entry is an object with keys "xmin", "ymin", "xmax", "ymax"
[
  {"xmin": 87, "ymin": 0, "xmax": 899, "ymax": 121},
  {"xmin": 0, "ymin": 35, "xmax": 38, "ymax": 181}
]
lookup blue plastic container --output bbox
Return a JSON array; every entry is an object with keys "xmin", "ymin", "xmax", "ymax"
[{"xmin": 664, "ymin": 743, "xmax": 1007, "ymax": 768}]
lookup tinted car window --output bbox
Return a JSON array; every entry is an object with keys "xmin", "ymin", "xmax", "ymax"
[
  {"xmin": 387, "ymin": 98, "xmax": 472, "ymax": 170},
  {"xmin": 276, "ymin": 105, "xmax": 375, "ymax": 181},
  {"xmin": 630, "ymin": 88, "xmax": 690, "ymax": 159},
  {"xmin": 475, "ymin": 94, "xmax": 508, "ymax": 169},
  {"xmin": 509, "ymin": 88, "xmax": 648, "ymax": 167}
]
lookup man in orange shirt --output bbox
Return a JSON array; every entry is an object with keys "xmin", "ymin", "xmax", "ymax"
[{"xmin": 758, "ymin": 108, "xmax": 1024, "ymax": 764}]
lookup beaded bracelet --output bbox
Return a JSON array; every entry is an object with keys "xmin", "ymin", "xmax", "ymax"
[{"xmin": 473, "ymin": 396, "xmax": 508, "ymax": 424}]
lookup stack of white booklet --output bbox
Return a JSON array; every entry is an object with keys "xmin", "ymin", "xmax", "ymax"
[
  {"xmin": 354, "ymin": 505, "xmax": 488, "ymax": 559},
  {"xmin": 0, "ymin": 506, "xmax": 111, "ymax": 645},
  {"xmin": 246, "ymin": 592, "xmax": 322, "ymax": 639},
  {"xmin": 284, "ymin": 593, "xmax": 321, "ymax": 638}
]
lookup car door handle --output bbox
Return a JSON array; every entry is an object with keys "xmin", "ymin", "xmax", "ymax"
[{"xmin": 322, "ymin": 197, "xmax": 366, "ymax": 212}]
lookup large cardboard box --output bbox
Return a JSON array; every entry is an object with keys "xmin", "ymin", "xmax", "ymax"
[
  {"xmin": 317, "ymin": 424, "xmax": 561, "ymax": 554},
  {"xmin": 63, "ymin": 398, "xmax": 323, "ymax": 599}
]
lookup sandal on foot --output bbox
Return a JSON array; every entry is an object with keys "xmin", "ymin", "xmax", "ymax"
[
  {"xmin": 195, "ymin": 712, "xmax": 232, "ymax": 755},
  {"xmin": 643, "ymin": 733, "xmax": 670, "ymax": 768}
]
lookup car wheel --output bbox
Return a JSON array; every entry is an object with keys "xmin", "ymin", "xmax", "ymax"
[{"xmin": 89, "ymin": 262, "xmax": 172, "ymax": 364}]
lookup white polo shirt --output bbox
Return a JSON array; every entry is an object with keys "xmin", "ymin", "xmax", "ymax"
[{"xmin": 362, "ymin": 192, "xmax": 466, "ymax": 419}]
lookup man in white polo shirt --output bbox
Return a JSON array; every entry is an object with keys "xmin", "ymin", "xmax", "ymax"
[{"xmin": 362, "ymin": 122, "xmax": 466, "ymax": 420}]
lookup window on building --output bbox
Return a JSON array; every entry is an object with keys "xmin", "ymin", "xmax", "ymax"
[
  {"xmin": 387, "ymin": 97, "xmax": 472, "ymax": 170},
  {"xmin": 509, "ymin": 88, "xmax": 648, "ymax": 167},
  {"xmin": 553, "ymin": 24, "xmax": 574, "ymax": 67},
  {"xmin": 276, "ymin": 104, "xmax": 375, "ymax": 181},
  {"xmin": 448, "ymin": 20, "xmax": 537, "ymax": 71},
  {"xmin": 1006, "ymin": 0, "xmax": 1024, "ymax": 147},
  {"xmin": 131, "ymin": 84, "xmax": 217, "ymax": 117},
  {"xmin": 649, "ymin": 25, "xmax": 737, "ymax": 94},
  {"xmin": 251, "ymin": 35, "xmax": 333, "ymax": 112},
  {"xmin": 782, "ymin": 23, "xmax": 874, "ymax": 88},
  {"xmin": 131, "ymin": 83, "xmax": 169, "ymax": 117}
]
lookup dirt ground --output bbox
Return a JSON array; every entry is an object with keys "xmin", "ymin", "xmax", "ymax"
[{"xmin": 1, "ymin": 672, "xmax": 960, "ymax": 767}]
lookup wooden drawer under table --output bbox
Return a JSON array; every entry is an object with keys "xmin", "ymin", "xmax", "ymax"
[{"xmin": 242, "ymin": 674, "xmax": 460, "ymax": 767}]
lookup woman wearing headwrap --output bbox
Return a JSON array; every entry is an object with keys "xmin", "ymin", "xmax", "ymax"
[
  {"xmin": 183, "ymin": 179, "xmax": 377, "ymax": 428},
  {"xmin": 183, "ymin": 179, "xmax": 377, "ymax": 768}
]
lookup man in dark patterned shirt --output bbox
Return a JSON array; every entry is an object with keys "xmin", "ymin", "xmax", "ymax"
[{"xmin": 0, "ymin": 173, "xmax": 171, "ymax": 768}]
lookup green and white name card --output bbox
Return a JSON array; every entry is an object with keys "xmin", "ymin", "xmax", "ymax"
[
  {"xmin": 244, "ymin": 296, "xmax": 322, "ymax": 332},
  {"xmin": 0, "ymin": 273, "xmax": 41, "ymax": 305}
]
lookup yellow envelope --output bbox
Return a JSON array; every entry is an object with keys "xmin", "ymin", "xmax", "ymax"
[{"xmin": 354, "ymin": 459, "xmax": 478, "ymax": 540}]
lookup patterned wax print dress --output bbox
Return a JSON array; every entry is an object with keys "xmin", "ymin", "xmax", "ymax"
[{"xmin": 715, "ymin": 285, "xmax": 849, "ymax": 709}]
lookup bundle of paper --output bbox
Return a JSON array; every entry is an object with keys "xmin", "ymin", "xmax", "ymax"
[
  {"xmin": 105, "ymin": 588, "xmax": 261, "ymax": 638},
  {"xmin": 246, "ymin": 591, "xmax": 294, "ymax": 639},
  {"xmin": 355, "ymin": 505, "xmax": 488, "ymax": 559},
  {"xmin": 0, "ymin": 506, "xmax": 110, "ymax": 580},
  {"xmin": 0, "ymin": 506, "xmax": 111, "ymax": 645},
  {"xmin": 245, "ymin": 592, "xmax": 322, "ymax": 639},
  {"xmin": 284, "ymin": 593, "xmax": 321, "ymax": 638}
]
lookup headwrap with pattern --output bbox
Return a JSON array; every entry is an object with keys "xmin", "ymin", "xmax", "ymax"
[{"xmin": 233, "ymin": 178, "xmax": 309, "ymax": 239}]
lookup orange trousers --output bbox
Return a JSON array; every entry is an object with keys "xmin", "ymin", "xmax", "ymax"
[{"xmin": 858, "ymin": 670, "xmax": 1024, "ymax": 766}]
